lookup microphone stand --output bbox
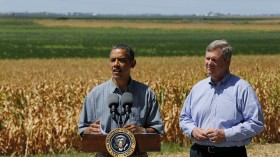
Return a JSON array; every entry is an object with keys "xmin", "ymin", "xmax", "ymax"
[
  {"xmin": 111, "ymin": 107, "xmax": 120, "ymax": 128},
  {"xmin": 118, "ymin": 106, "xmax": 130, "ymax": 128},
  {"xmin": 118, "ymin": 115, "xmax": 123, "ymax": 128},
  {"xmin": 117, "ymin": 110, "xmax": 131, "ymax": 128},
  {"xmin": 123, "ymin": 113, "xmax": 130, "ymax": 125}
]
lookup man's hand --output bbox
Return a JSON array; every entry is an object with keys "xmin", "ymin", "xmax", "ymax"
[
  {"xmin": 191, "ymin": 127, "xmax": 208, "ymax": 141},
  {"xmin": 123, "ymin": 124, "xmax": 145, "ymax": 134},
  {"xmin": 83, "ymin": 120, "xmax": 102, "ymax": 135},
  {"xmin": 206, "ymin": 129, "xmax": 225, "ymax": 143}
]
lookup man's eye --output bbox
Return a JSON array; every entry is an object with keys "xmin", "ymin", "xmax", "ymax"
[
  {"xmin": 110, "ymin": 59, "xmax": 116, "ymax": 62},
  {"xmin": 119, "ymin": 59, "xmax": 126, "ymax": 63}
]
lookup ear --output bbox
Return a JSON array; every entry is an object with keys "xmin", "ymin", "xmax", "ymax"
[
  {"xmin": 131, "ymin": 60, "xmax": 136, "ymax": 68},
  {"xmin": 226, "ymin": 58, "xmax": 231, "ymax": 67}
]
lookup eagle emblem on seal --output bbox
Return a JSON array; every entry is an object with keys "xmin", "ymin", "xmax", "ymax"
[{"xmin": 114, "ymin": 135, "xmax": 128, "ymax": 151}]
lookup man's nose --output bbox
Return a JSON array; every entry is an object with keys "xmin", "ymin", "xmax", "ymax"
[
  {"xmin": 113, "ymin": 59, "xmax": 120, "ymax": 66},
  {"xmin": 208, "ymin": 59, "xmax": 214, "ymax": 65}
]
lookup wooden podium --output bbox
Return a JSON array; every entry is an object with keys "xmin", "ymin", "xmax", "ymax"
[{"xmin": 82, "ymin": 134, "xmax": 161, "ymax": 153}]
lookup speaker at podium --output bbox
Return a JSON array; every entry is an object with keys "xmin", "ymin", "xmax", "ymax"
[{"xmin": 81, "ymin": 93, "xmax": 161, "ymax": 157}]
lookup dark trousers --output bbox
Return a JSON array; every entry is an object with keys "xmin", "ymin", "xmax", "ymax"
[{"xmin": 190, "ymin": 143, "xmax": 247, "ymax": 157}]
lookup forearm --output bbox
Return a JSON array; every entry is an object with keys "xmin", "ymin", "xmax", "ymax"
[
  {"xmin": 224, "ymin": 120, "xmax": 264, "ymax": 141},
  {"xmin": 179, "ymin": 112, "xmax": 197, "ymax": 138},
  {"xmin": 180, "ymin": 122, "xmax": 197, "ymax": 138}
]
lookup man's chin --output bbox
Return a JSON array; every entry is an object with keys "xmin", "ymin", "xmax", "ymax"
[
  {"xmin": 206, "ymin": 71, "xmax": 213, "ymax": 75},
  {"xmin": 112, "ymin": 75, "xmax": 123, "ymax": 80},
  {"xmin": 207, "ymin": 73, "xmax": 217, "ymax": 79},
  {"xmin": 112, "ymin": 72, "xmax": 121, "ymax": 77}
]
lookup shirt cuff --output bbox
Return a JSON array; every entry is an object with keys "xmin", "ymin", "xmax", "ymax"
[
  {"xmin": 78, "ymin": 127, "xmax": 87, "ymax": 136},
  {"xmin": 224, "ymin": 128, "xmax": 234, "ymax": 142},
  {"xmin": 187, "ymin": 125, "xmax": 197, "ymax": 138}
]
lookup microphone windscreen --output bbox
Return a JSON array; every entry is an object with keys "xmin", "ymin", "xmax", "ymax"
[
  {"xmin": 108, "ymin": 93, "xmax": 119, "ymax": 108},
  {"xmin": 121, "ymin": 92, "xmax": 133, "ymax": 107}
]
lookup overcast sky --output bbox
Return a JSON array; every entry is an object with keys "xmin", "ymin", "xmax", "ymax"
[{"xmin": 0, "ymin": 0, "xmax": 279, "ymax": 15}]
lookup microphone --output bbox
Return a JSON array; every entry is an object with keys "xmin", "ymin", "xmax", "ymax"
[
  {"xmin": 107, "ymin": 93, "xmax": 119, "ymax": 125},
  {"xmin": 121, "ymin": 92, "xmax": 133, "ymax": 124}
]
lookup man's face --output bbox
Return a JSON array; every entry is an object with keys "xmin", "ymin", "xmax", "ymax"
[
  {"xmin": 109, "ymin": 48, "xmax": 135, "ymax": 80},
  {"xmin": 205, "ymin": 48, "xmax": 230, "ymax": 82}
]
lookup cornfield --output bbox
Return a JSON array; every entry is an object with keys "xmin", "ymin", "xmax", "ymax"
[
  {"xmin": 36, "ymin": 19, "xmax": 280, "ymax": 31},
  {"xmin": 0, "ymin": 55, "xmax": 279, "ymax": 155}
]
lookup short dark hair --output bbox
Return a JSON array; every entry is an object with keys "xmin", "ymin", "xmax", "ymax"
[{"xmin": 111, "ymin": 44, "xmax": 135, "ymax": 60}]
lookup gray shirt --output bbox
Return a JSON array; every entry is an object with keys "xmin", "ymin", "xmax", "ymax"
[{"xmin": 78, "ymin": 78, "xmax": 164, "ymax": 135}]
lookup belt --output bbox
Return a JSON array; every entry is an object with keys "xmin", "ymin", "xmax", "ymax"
[{"xmin": 194, "ymin": 143, "xmax": 245, "ymax": 154}]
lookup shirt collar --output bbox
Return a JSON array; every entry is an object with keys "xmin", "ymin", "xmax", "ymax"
[
  {"xmin": 209, "ymin": 72, "xmax": 231, "ymax": 86},
  {"xmin": 109, "ymin": 77, "xmax": 133, "ymax": 94}
]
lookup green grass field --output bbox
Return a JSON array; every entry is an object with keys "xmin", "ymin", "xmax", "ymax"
[{"xmin": 1, "ymin": 17, "xmax": 280, "ymax": 59}]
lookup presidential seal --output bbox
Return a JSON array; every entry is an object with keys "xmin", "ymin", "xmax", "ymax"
[{"xmin": 105, "ymin": 128, "xmax": 136, "ymax": 157}]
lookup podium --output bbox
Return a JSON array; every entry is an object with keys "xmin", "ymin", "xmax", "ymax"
[{"xmin": 82, "ymin": 134, "xmax": 161, "ymax": 153}]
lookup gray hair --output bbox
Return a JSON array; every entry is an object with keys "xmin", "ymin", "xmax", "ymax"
[
  {"xmin": 111, "ymin": 44, "xmax": 135, "ymax": 61},
  {"xmin": 206, "ymin": 40, "xmax": 232, "ymax": 60}
]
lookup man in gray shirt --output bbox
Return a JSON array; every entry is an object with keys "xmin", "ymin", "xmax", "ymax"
[{"xmin": 78, "ymin": 44, "xmax": 163, "ymax": 157}]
